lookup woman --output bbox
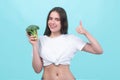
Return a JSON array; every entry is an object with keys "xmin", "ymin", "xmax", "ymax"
[{"xmin": 27, "ymin": 7, "xmax": 103, "ymax": 80}]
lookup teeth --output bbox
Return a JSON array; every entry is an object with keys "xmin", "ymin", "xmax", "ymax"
[{"xmin": 50, "ymin": 26, "xmax": 56, "ymax": 28}]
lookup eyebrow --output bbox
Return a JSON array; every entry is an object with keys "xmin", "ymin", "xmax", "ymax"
[{"xmin": 49, "ymin": 17, "xmax": 60, "ymax": 20}]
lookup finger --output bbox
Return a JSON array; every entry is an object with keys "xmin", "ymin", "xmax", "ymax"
[
  {"xmin": 30, "ymin": 37, "xmax": 36, "ymax": 41},
  {"xmin": 30, "ymin": 36, "xmax": 36, "ymax": 38},
  {"xmin": 80, "ymin": 20, "xmax": 82, "ymax": 27}
]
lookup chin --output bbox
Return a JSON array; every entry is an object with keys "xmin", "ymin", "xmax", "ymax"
[{"xmin": 50, "ymin": 29, "xmax": 59, "ymax": 33}]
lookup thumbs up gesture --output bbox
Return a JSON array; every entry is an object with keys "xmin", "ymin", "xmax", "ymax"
[{"xmin": 76, "ymin": 21, "xmax": 87, "ymax": 35}]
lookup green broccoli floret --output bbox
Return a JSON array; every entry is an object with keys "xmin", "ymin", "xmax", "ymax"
[{"xmin": 26, "ymin": 25, "xmax": 39, "ymax": 39}]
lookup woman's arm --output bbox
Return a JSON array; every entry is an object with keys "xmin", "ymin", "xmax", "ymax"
[
  {"xmin": 76, "ymin": 21, "xmax": 103, "ymax": 54},
  {"xmin": 28, "ymin": 35, "xmax": 43, "ymax": 73}
]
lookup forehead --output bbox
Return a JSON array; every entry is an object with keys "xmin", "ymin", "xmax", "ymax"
[{"xmin": 49, "ymin": 11, "xmax": 60, "ymax": 18}]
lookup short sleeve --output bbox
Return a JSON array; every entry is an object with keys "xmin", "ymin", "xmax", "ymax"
[{"xmin": 70, "ymin": 35, "xmax": 86, "ymax": 51}]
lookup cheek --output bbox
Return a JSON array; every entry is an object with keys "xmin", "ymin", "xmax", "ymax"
[
  {"xmin": 57, "ymin": 23, "xmax": 61, "ymax": 30},
  {"xmin": 57, "ymin": 22, "xmax": 61, "ymax": 28},
  {"xmin": 47, "ymin": 21, "xmax": 51, "ymax": 28},
  {"xmin": 48, "ymin": 21, "xmax": 50, "ymax": 25}
]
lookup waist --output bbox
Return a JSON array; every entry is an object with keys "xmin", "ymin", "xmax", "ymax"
[
  {"xmin": 42, "ymin": 58, "xmax": 71, "ymax": 66},
  {"xmin": 42, "ymin": 64, "xmax": 75, "ymax": 80}
]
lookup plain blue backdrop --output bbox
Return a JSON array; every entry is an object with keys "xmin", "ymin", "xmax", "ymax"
[{"xmin": 0, "ymin": 0, "xmax": 120, "ymax": 80}]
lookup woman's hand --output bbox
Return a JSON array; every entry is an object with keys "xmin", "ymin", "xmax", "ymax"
[
  {"xmin": 27, "ymin": 34, "xmax": 38, "ymax": 46},
  {"xmin": 76, "ymin": 21, "xmax": 87, "ymax": 35},
  {"xmin": 76, "ymin": 21, "xmax": 103, "ymax": 54}
]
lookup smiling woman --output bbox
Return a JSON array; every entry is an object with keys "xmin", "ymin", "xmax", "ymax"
[
  {"xmin": 27, "ymin": 7, "xmax": 103, "ymax": 80},
  {"xmin": 47, "ymin": 11, "xmax": 61, "ymax": 36}
]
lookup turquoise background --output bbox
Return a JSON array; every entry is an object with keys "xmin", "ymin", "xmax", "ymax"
[{"xmin": 0, "ymin": 0, "xmax": 120, "ymax": 80}]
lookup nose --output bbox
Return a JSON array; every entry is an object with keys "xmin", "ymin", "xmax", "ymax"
[
  {"xmin": 50, "ymin": 19, "xmax": 56, "ymax": 25},
  {"xmin": 51, "ymin": 19, "xmax": 55, "ymax": 23}
]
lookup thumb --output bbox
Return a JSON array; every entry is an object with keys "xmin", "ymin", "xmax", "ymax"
[{"xmin": 80, "ymin": 20, "xmax": 82, "ymax": 27}]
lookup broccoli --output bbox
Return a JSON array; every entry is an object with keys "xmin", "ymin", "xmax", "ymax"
[{"xmin": 26, "ymin": 25, "xmax": 39, "ymax": 39}]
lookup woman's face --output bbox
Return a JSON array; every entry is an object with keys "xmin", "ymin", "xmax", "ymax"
[{"xmin": 48, "ymin": 11, "xmax": 61, "ymax": 34}]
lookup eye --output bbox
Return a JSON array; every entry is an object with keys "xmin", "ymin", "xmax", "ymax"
[
  {"xmin": 49, "ymin": 17, "xmax": 52, "ymax": 20},
  {"xmin": 55, "ymin": 18, "xmax": 60, "ymax": 21}
]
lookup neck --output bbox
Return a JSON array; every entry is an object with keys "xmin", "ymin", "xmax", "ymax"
[{"xmin": 50, "ymin": 32, "xmax": 61, "ymax": 38}]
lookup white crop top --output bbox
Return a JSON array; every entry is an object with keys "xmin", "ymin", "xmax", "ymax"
[{"xmin": 38, "ymin": 34, "xmax": 86, "ymax": 66}]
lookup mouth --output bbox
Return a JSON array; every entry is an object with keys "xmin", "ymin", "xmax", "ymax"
[{"xmin": 49, "ymin": 25, "xmax": 57, "ymax": 29}]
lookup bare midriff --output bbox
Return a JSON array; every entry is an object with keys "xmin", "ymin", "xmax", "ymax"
[{"xmin": 42, "ymin": 64, "xmax": 75, "ymax": 80}]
